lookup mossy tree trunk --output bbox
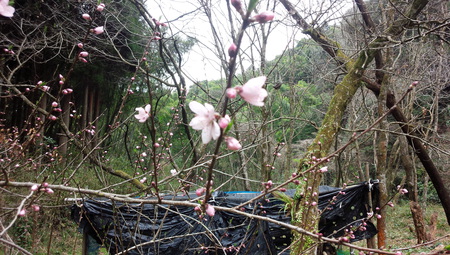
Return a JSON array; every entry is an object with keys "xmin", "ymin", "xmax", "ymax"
[{"xmin": 278, "ymin": 0, "xmax": 446, "ymax": 252}]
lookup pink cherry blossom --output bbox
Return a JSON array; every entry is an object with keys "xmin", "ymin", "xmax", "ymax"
[
  {"xmin": 52, "ymin": 102, "xmax": 58, "ymax": 107},
  {"xmin": 82, "ymin": 13, "xmax": 91, "ymax": 20},
  {"xmin": 205, "ymin": 204, "xmax": 215, "ymax": 217},
  {"xmin": 252, "ymin": 11, "xmax": 275, "ymax": 23},
  {"xmin": 225, "ymin": 136, "xmax": 242, "ymax": 150},
  {"xmin": 0, "ymin": 0, "xmax": 15, "ymax": 18},
  {"xmin": 77, "ymin": 43, "xmax": 84, "ymax": 48},
  {"xmin": 188, "ymin": 101, "xmax": 220, "ymax": 144},
  {"xmin": 237, "ymin": 76, "xmax": 268, "ymax": 106},
  {"xmin": 218, "ymin": 115, "xmax": 231, "ymax": 129},
  {"xmin": 134, "ymin": 104, "xmax": 151, "ymax": 123},
  {"xmin": 92, "ymin": 26, "xmax": 104, "ymax": 35}
]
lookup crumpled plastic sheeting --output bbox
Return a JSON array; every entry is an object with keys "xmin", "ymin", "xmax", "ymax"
[{"xmin": 71, "ymin": 182, "xmax": 378, "ymax": 254}]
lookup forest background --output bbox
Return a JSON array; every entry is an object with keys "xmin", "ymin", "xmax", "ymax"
[{"xmin": 0, "ymin": 0, "xmax": 449, "ymax": 254}]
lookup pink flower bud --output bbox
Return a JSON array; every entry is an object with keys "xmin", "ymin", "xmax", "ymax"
[
  {"xmin": 205, "ymin": 204, "xmax": 215, "ymax": 217},
  {"xmin": 252, "ymin": 11, "xmax": 275, "ymax": 23},
  {"xmin": 52, "ymin": 102, "xmax": 58, "ymax": 107},
  {"xmin": 77, "ymin": 43, "xmax": 84, "ymax": 48},
  {"xmin": 196, "ymin": 187, "xmax": 205, "ymax": 196},
  {"xmin": 32, "ymin": 205, "xmax": 40, "ymax": 212},
  {"xmin": 319, "ymin": 166, "xmax": 328, "ymax": 173},
  {"xmin": 279, "ymin": 188, "xmax": 287, "ymax": 192},
  {"xmin": 79, "ymin": 51, "xmax": 88, "ymax": 57},
  {"xmin": 31, "ymin": 184, "xmax": 39, "ymax": 191},
  {"xmin": 41, "ymin": 86, "xmax": 50, "ymax": 92},
  {"xmin": 231, "ymin": 0, "xmax": 242, "ymax": 11},
  {"xmin": 37, "ymin": 81, "xmax": 43, "ymax": 85},
  {"xmin": 18, "ymin": 209, "xmax": 26, "ymax": 216},
  {"xmin": 49, "ymin": 115, "xmax": 57, "ymax": 121},
  {"xmin": 79, "ymin": 57, "xmax": 88, "ymax": 63},
  {"xmin": 92, "ymin": 26, "xmax": 104, "ymax": 35},
  {"xmin": 228, "ymin": 43, "xmax": 237, "ymax": 58},
  {"xmin": 225, "ymin": 137, "xmax": 242, "ymax": 150},
  {"xmin": 96, "ymin": 3, "xmax": 105, "ymax": 12},
  {"xmin": 226, "ymin": 88, "xmax": 237, "ymax": 99},
  {"xmin": 376, "ymin": 214, "xmax": 382, "ymax": 219},
  {"xmin": 311, "ymin": 201, "xmax": 317, "ymax": 206},
  {"xmin": 400, "ymin": 188, "xmax": 408, "ymax": 194},
  {"xmin": 339, "ymin": 237, "xmax": 349, "ymax": 242},
  {"xmin": 219, "ymin": 115, "xmax": 231, "ymax": 129},
  {"xmin": 194, "ymin": 206, "xmax": 201, "ymax": 212},
  {"xmin": 46, "ymin": 188, "xmax": 54, "ymax": 194},
  {"xmin": 82, "ymin": 13, "xmax": 91, "ymax": 20},
  {"xmin": 140, "ymin": 177, "xmax": 147, "ymax": 183}
]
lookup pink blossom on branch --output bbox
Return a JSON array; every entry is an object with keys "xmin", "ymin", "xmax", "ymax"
[
  {"xmin": 225, "ymin": 136, "xmax": 242, "ymax": 150},
  {"xmin": 135, "ymin": 104, "xmax": 151, "ymax": 123},
  {"xmin": 236, "ymin": 76, "xmax": 268, "ymax": 106},
  {"xmin": 0, "ymin": 0, "xmax": 15, "ymax": 17},
  {"xmin": 188, "ymin": 101, "xmax": 220, "ymax": 144}
]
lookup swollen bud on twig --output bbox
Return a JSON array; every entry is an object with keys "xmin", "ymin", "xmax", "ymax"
[
  {"xmin": 91, "ymin": 26, "xmax": 104, "ymax": 35},
  {"xmin": 228, "ymin": 43, "xmax": 238, "ymax": 58},
  {"xmin": 82, "ymin": 13, "xmax": 91, "ymax": 20},
  {"xmin": 96, "ymin": 3, "xmax": 105, "ymax": 12},
  {"xmin": 231, "ymin": 0, "xmax": 242, "ymax": 12},
  {"xmin": 251, "ymin": 11, "xmax": 275, "ymax": 24}
]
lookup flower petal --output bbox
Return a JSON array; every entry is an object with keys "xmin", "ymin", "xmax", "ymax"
[
  {"xmin": 189, "ymin": 101, "xmax": 207, "ymax": 115},
  {"xmin": 144, "ymin": 104, "xmax": 151, "ymax": 113}
]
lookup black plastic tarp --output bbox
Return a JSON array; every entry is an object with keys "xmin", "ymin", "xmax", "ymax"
[{"xmin": 71, "ymin": 181, "xmax": 378, "ymax": 254}]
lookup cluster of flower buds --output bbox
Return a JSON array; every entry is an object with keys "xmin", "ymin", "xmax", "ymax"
[
  {"xmin": 262, "ymin": 180, "xmax": 273, "ymax": 189},
  {"xmin": 152, "ymin": 18, "xmax": 167, "ymax": 27},
  {"xmin": 78, "ymin": 51, "xmax": 89, "ymax": 63},
  {"xmin": 37, "ymin": 81, "xmax": 50, "ymax": 92},
  {"xmin": 30, "ymin": 182, "xmax": 54, "ymax": 194},
  {"xmin": 229, "ymin": 0, "xmax": 274, "ymax": 24}
]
